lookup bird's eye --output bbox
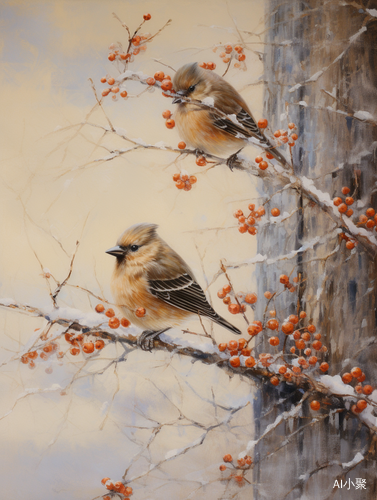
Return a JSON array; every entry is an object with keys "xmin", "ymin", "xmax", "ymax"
[
  {"xmin": 188, "ymin": 85, "xmax": 196, "ymax": 93},
  {"xmin": 130, "ymin": 244, "xmax": 139, "ymax": 252}
]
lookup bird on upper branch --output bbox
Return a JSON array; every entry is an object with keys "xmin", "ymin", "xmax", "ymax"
[
  {"xmin": 106, "ymin": 223, "xmax": 241, "ymax": 351},
  {"xmin": 172, "ymin": 62, "xmax": 288, "ymax": 169}
]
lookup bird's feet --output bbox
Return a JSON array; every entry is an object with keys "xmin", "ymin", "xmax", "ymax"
[
  {"xmin": 137, "ymin": 328, "xmax": 170, "ymax": 351},
  {"xmin": 226, "ymin": 149, "xmax": 243, "ymax": 171}
]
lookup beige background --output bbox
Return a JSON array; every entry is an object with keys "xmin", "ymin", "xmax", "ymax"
[{"xmin": 0, "ymin": 1, "xmax": 266, "ymax": 498}]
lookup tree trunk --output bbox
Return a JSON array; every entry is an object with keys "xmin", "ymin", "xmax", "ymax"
[{"xmin": 253, "ymin": 2, "xmax": 377, "ymax": 498}]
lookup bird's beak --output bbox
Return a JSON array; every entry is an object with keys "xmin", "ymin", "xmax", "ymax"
[
  {"xmin": 106, "ymin": 245, "xmax": 126, "ymax": 257},
  {"xmin": 172, "ymin": 90, "xmax": 187, "ymax": 104}
]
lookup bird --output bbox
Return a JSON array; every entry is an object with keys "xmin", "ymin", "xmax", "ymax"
[
  {"xmin": 106, "ymin": 223, "xmax": 241, "ymax": 350},
  {"xmin": 172, "ymin": 62, "xmax": 288, "ymax": 169}
]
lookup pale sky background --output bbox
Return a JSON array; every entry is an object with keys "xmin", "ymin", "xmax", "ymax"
[{"xmin": 0, "ymin": 1, "xmax": 267, "ymax": 498}]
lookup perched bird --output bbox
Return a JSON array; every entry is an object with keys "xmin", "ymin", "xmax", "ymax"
[
  {"xmin": 172, "ymin": 62, "xmax": 288, "ymax": 168},
  {"xmin": 106, "ymin": 223, "xmax": 241, "ymax": 350}
]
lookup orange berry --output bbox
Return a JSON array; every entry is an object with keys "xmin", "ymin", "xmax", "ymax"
[
  {"xmin": 292, "ymin": 366, "xmax": 301, "ymax": 374},
  {"xmin": 258, "ymin": 119, "xmax": 268, "ymax": 129},
  {"xmin": 228, "ymin": 340, "xmax": 238, "ymax": 351},
  {"xmin": 308, "ymin": 356, "xmax": 318, "ymax": 365},
  {"xmin": 345, "ymin": 209, "xmax": 353, "ymax": 217},
  {"xmin": 281, "ymin": 136, "xmax": 289, "ymax": 143},
  {"xmin": 345, "ymin": 197, "xmax": 354, "ymax": 205},
  {"xmin": 356, "ymin": 400, "xmax": 367, "ymax": 411},
  {"xmin": 307, "ymin": 324, "xmax": 316, "ymax": 333},
  {"xmin": 143, "ymin": 13, "xmax": 151, "ymax": 20},
  {"xmin": 248, "ymin": 226, "xmax": 257, "ymax": 235},
  {"xmin": 288, "ymin": 123, "xmax": 296, "ymax": 129},
  {"xmin": 279, "ymin": 366, "xmax": 287, "ymax": 374},
  {"xmin": 290, "ymin": 347, "xmax": 296, "ymax": 354},
  {"xmin": 108, "ymin": 317, "xmax": 120, "ymax": 329},
  {"xmin": 259, "ymin": 161, "xmax": 268, "ymax": 170},
  {"xmin": 146, "ymin": 77, "xmax": 156, "ymax": 86},
  {"xmin": 245, "ymin": 356, "xmax": 256, "ymax": 368},
  {"xmin": 154, "ymin": 71, "xmax": 165, "ymax": 82},
  {"xmin": 352, "ymin": 404, "xmax": 362, "ymax": 414},
  {"xmin": 266, "ymin": 152, "xmax": 274, "ymax": 159},
  {"xmin": 245, "ymin": 293, "xmax": 257, "ymax": 304},
  {"xmin": 207, "ymin": 62, "xmax": 216, "ymax": 70},
  {"xmin": 266, "ymin": 319, "xmax": 279, "ymax": 330},
  {"xmin": 124, "ymin": 486, "xmax": 133, "ymax": 496},
  {"xmin": 270, "ymin": 376, "xmax": 279, "ymax": 386},
  {"xmin": 355, "ymin": 384, "xmax": 363, "ymax": 394},
  {"xmin": 228, "ymin": 303, "xmax": 240, "ymax": 314},
  {"xmin": 101, "ymin": 477, "xmax": 111, "ymax": 485},
  {"xmin": 230, "ymin": 356, "xmax": 240, "ymax": 367},
  {"xmin": 366, "ymin": 207, "xmax": 375, "ymax": 217},
  {"xmin": 299, "ymin": 311, "xmax": 307, "ymax": 319},
  {"xmin": 342, "ymin": 373, "xmax": 353, "ymax": 384},
  {"xmin": 108, "ymin": 53, "xmax": 116, "ymax": 61},
  {"xmin": 320, "ymin": 362, "xmax": 329, "ymax": 372},
  {"xmin": 301, "ymin": 332, "xmax": 310, "ymax": 341},
  {"xmin": 293, "ymin": 331, "xmax": 300, "ymax": 340},
  {"xmin": 280, "ymin": 274, "xmax": 289, "ymax": 285},
  {"xmin": 177, "ymin": 141, "xmax": 187, "ymax": 150},
  {"xmin": 359, "ymin": 214, "xmax": 368, "ymax": 224},
  {"xmin": 82, "ymin": 342, "xmax": 94, "ymax": 354},
  {"xmin": 95, "ymin": 339, "xmax": 105, "ymax": 350},
  {"xmin": 274, "ymin": 130, "xmax": 281, "ymax": 138},
  {"xmin": 291, "ymin": 133, "xmax": 298, "ymax": 141},
  {"xmin": 241, "ymin": 348, "xmax": 251, "ymax": 356},
  {"xmin": 269, "ymin": 336, "xmax": 279, "ymax": 346},
  {"xmin": 196, "ymin": 156, "xmax": 206, "ymax": 167},
  {"xmin": 281, "ymin": 322, "xmax": 294, "ymax": 335},
  {"xmin": 121, "ymin": 318, "xmax": 130, "ymax": 328},
  {"xmin": 102, "ymin": 89, "xmax": 111, "ymax": 97},
  {"xmin": 161, "ymin": 79, "xmax": 173, "ymax": 91},
  {"xmin": 255, "ymin": 156, "xmax": 263, "ymax": 163},
  {"xmin": 238, "ymin": 54, "xmax": 246, "ymax": 61},
  {"xmin": 95, "ymin": 304, "xmax": 105, "ymax": 313},
  {"xmin": 312, "ymin": 340, "xmax": 322, "ymax": 350},
  {"xmin": 366, "ymin": 219, "xmax": 375, "ymax": 228},
  {"xmin": 165, "ymin": 119, "xmax": 175, "ymax": 129},
  {"xmin": 176, "ymin": 180, "xmax": 185, "ymax": 189},
  {"xmin": 224, "ymin": 45, "xmax": 233, "ymax": 54},
  {"xmin": 218, "ymin": 343, "xmax": 227, "ymax": 352},
  {"xmin": 341, "ymin": 187, "xmax": 350, "ymax": 195},
  {"xmin": 162, "ymin": 110, "xmax": 172, "ymax": 119},
  {"xmin": 264, "ymin": 291, "xmax": 272, "ymax": 299},
  {"xmin": 172, "ymin": 173, "xmax": 180, "ymax": 182},
  {"xmin": 346, "ymin": 241, "xmax": 355, "ymax": 250},
  {"xmin": 295, "ymin": 339, "xmax": 305, "ymax": 350},
  {"xmin": 234, "ymin": 45, "xmax": 243, "ymax": 53},
  {"xmin": 222, "ymin": 285, "xmax": 231, "ymax": 294},
  {"xmin": 70, "ymin": 347, "xmax": 80, "ymax": 356},
  {"xmin": 105, "ymin": 308, "xmax": 115, "ymax": 318},
  {"xmin": 363, "ymin": 385, "xmax": 373, "ymax": 395},
  {"xmin": 247, "ymin": 324, "xmax": 261, "ymax": 336},
  {"xmin": 310, "ymin": 400, "xmax": 320, "ymax": 411},
  {"xmin": 271, "ymin": 208, "xmax": 280, "ymax": 217},
  {"xmin": 135, "ymin": 307, "xmax": 146, "ymax": 318},
  {"xmin": 351, "ymin": 367, "xmax": 362, "ymax": 378},
  {"xmin": 28, "ymin": 351, "xmax": 38, "ymax": 359},
  {"xmin": 338, "ymin": 203, "xmax": 347, "ymax": 214},
  {"xmin": 219, "ymin": 464, "xmax": 227, "ymax": 471},
  {"xmin": 188, "ymin": 176, "xmax": 197, "ymax": 185},
  {"xmin": 257, "ymin": 206, "xmax": 265, "ymax": 216},
  {"xmin": 21, "ymin": 355, "xmax": 29, "ymax": 364},
  {"xmin": 111, "ymin": 86, "xmax": 119, "ymax": 93},
  {"xmin": 357, "ymin": 372, "xmax": 366, "ymax": 383},
  {"xmin": 333, "ymin": 197, "xmax": 342, "ymax": 206},
  {"xmin": 287, "ymin": 314, "xmax": 298, "ymax": 325}
]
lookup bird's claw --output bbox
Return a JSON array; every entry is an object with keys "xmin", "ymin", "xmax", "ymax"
[
  {"xmin": 226, "ymin": 149, "xmax": 243, "ymax": 171},
  {"xmin": 137, "ymin": 328, "xmax": 170, "ymax": 351}
]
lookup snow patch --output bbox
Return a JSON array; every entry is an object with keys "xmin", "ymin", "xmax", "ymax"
[
  {"xmin": 342, "ymin": 452, "xmax": 364, "ymax": 468},
  {"xmin": 354, "ymin": 110, "xmax": 376, "ymax": 122}
]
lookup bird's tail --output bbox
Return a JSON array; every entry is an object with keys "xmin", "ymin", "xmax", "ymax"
[{"xmin": 213, "ymin": 315, "xmax": 242, "ymax": 335}]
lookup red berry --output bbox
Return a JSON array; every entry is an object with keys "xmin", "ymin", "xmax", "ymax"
[
  {"xmin": 310, "ymin": 400, "xmax": 320, "ymax": 411},
  {"xmin": 143, "ymin": 13, "xmax": 151, "ymax": 20},
  {"xmin": 258, "ymin": 119, "xmax": 268, "ymax": 128}
]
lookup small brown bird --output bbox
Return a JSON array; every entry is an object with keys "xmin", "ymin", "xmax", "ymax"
[
  {"xmin": 172, "ymin": 62, "xmax": 288, "ymax": 168},
  {"xmin": 106, "ymin": 223, "xmax": 241, "ymax": 350}
]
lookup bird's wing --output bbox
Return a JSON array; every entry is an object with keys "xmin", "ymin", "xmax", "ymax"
[
  {"xmin": 148, "ymin": 273, "xmax": 219, "ymax": 319},
  {"xmin": 211, "ymin": 108, "xmax": 272, "ymax": 148}
]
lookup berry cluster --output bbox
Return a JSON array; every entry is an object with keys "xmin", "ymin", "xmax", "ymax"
[
  {"xmin": 198, "ymin": 62, "xmax": 216, "ymax": 70},
  {"xmin": 341, "ymin": 367, "xmax": 374, "ymax": 414},
  {"xmin": 101, "ymin": 477, "xmax": 133, "ymax": 498},
  {"xmin": 213, "ymin": 44, "xmax": 246, "ymax": 70},
  {"xmin": 358, "ymin": 207, "xmax": 377, "ymax": 230},
  {"xmin": 162, "ymin": 109, "xmax": 175, "ymax": 129},
  {"xmin": 273, "ymin": 122, "xmax": 298, "ymax": 147},
  {"xmin": 95, "ymin": 304, "xmax": 132, "ymax": 328},
  {"xmin": 234, "ymin": 204, "xmax": 265, "ymax": 235},
  {"xmin": 219, "ymin": 453, "xmax": 253, "ymax": 486},
  {"xmin": 20, "ymin": 340, "xmax": 60, "ymax": 373},
  {"xmin": 217, "ymin": 284, "xmax": 258, "ymax": 315},
  {"xmin": 278, "ymin": 273, "xmax": 296, "ymax": 293},
  {"xmin": 333, "ymin": 187, "xmax": 354, "ymax": 217},
  {"xmin": 172, "ymin": 172, "xmax": 197, "ymax": 191}
]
